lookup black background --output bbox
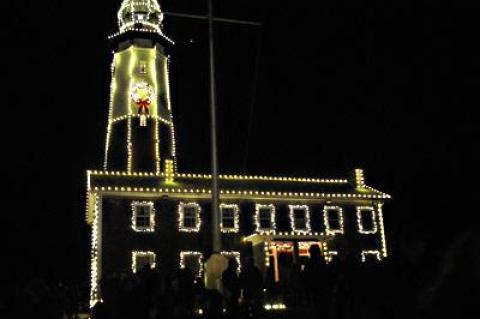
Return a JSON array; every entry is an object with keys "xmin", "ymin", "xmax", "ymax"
[{"xmin": 1, "ymin": 0, "xmax": 477, "ymax": 302}]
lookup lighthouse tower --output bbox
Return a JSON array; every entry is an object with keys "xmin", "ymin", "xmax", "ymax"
[{"xmin": 104, "ymin": 0, "xmax": 177, "ymax": 174}]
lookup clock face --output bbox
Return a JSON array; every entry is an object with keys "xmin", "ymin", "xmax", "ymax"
[{"xmin": 131, "ymin": 81, "xmax": 155, "ymax": 103}]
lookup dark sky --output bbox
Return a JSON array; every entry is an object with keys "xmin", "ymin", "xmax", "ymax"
[{"xmin": 2, "ymin": 0, "xmax": 477, "ymax": 290}]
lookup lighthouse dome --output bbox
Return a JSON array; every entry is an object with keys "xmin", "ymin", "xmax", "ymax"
[{"xmin": 117, "ymin": 0, "xmax": 163, "ymax": 34}]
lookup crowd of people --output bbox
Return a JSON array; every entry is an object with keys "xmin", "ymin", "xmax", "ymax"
[
  {"xmin": 87, "ymin": 244, "xmax": 427, "ymax": 319},
  {"xmin": 87, "ymin": 239, "xmax": 478, "ymax": 319},
  {"xmin": 90, "ymin": 256, "xmax": 265, "ymax": 319},
  {"xmin": 2, "ymin": 233, "xmax": 477, "ymax": 319}
]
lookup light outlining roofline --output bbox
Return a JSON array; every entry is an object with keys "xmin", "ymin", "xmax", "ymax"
[{"xmin": 87, "ymin": 170, "xmax": 351, "ymax": 184}]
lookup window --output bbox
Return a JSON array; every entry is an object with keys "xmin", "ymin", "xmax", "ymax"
[
  {"xmin": 323, "ymin": 206, "xmax": 344, "ymax": 235},
  {"xmin": 178, "ymin": 202, "xmax": 201, "ymax": 232},
  {"xmin": 356, "ymin": 206, "xmax": 378, "ymax": 234},
  {"xmin": 180, "ymin": 252, "xmax": 204, "ymax": 277},
  {"xmin": 327, "ymin": 211, "xmax": 340, "ymax": 229},
  {"xmin": 139, "ymin": 60, "xmax": 148, "ymax": 74},
  {"xmin": 132, "ymin": 251, "xmax": 156, "ymax": 273},
  {"xmin": 259, "ymin": 209, "xmax": 272, "ymax": 228},
  {"xmin": 289, "ymin": 205, "xmax": 311, "ymax": 234},
  {"xmin": 361, "ymin": 250, "xmax": 381, "ymax": 263},
  {"xmin": 220, "ymin": 204, "xmax": 239, "ymax": 233},
  {"xmin": 220, "ymin": 251, "xmax": 241, "ymax": 273},
  {"xmin": 131, "ymin": 201, "xmax": 155, "ymax": 232},
  {"xmin": 255, "ymin": 204, "xmax": 276, "ymax": 234},
  {"xmin": 183, "ymin": 207, "xmax": 197, "ymax": 227}
]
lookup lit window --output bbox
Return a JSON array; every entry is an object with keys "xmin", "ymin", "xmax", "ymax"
[
  {"xmin": 220, "ymin": 204, "xmax": 239, "ymax": 233},
  {"xmin": 323, "ymin": 206, "xmax": 344, "ymax": 235},
  {"xmin": 356, "ymin": 206, "xmax": 378, "ymax": 234},
  {"xmin": 289, "ymin": 205, "xmax": 311, "ymax": 234},
  {"xmin": 180, "ymin": 252, "xmax": 204, "ymax": 277},
  {"xmin": 134, "ymin": 13, "xmax": 146, "ymax": 22},
  {"xmin": 131, "ymin": 201, "xmax": 155, "ymax": 232},
  {"xmin": 132, "ymin": 251, "xmax": 156, "ymax": 273},
  {"xmin": 178, "ymin": 202, "xmax": 201, "ymax": 232},
  {"xmin": 139, "ymin": 60, "xmax": 148, "ymax": 74}
]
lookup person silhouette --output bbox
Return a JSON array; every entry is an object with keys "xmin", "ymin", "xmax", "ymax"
[
  {"xmin": 239, "ymin": 257, "xmax": 264, "ymax": 317},
  {"xmin": 222, "ymin": 258, "xmax": 241, "ymax": 319}
]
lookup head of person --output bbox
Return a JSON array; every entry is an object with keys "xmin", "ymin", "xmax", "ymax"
[{"xmin": 309, "ymin": 244, "xmax": 322, "ymax": 260}]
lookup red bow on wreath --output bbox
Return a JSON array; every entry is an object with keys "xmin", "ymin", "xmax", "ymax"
[{"xmin": 136, "ymin": 99, "xmax": 151, "ymax": 115}]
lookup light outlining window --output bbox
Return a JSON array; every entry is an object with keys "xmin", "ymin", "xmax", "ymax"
[
  {"xmin": 179, "ymin": 251, "xmax": 204, "ymax": 277},
  {"xmin": 220, "ymin": 251, "xmax": 241, "ymax": 273},
  {"xmin": 178, "ymin": 202, "xmax": 201, "ymax": 232},
  {"xmin": 131, "ymin": 201, "xmax": 155, "ymax": 232},
  {"xmin": 356, "ymin": 206, "xmax": 378, "ymax": 234},
  {"xmin": 132, "ymin": 251, "xmax": 156, "ymax": 273},
  {"xmin": 254, "ymin": 204, "xmax": 276, "ymax": 235},
  {"xmin": 288, "ymin": 205, "xmax": 311, "ymax": 235},
  {"xmin": 361, "ymin": 250, "xmax": 382, "ymax": 263},
  {"xmin": 220, "ymin": 204, "xmax": 239, "ymax": 233},
  {"xmin": 323, "ymin": 205, "xmax": 344, "ymax": 235},
  {"xmin": 324, "ymin": 250, "xmax": 338, "ymax": 264}
]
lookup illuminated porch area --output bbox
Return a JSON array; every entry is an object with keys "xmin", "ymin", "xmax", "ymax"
[{"xmin": 244, "ymin": 234, "xmax": 334, "ymax": 283}]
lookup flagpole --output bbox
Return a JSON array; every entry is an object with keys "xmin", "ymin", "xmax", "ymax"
[{"xmin": 208, "ymin": 0, "xmax": 221, "ymax": 253}]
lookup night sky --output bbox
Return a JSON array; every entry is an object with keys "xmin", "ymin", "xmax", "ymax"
[{"xmin": 2, "ymin": 0, "xmax": 477, "ymax": 293}]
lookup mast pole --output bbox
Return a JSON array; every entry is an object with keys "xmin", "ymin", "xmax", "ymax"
[{"xmin": 208, "ymin": 0, "xmax": 221, "ymax": 253}]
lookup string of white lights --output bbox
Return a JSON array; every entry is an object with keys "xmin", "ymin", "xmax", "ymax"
[
  {"xmin": 220, "ymin": 251, "xmax": 241, "ymax": 272},
  {"xmin": 323, "ymin": 205, "xmax": 344, "ymax": 235},
  {"xmin": 127, "ymin": 115, "xmax": 133, "ymax": 172},
  {"xmin": 131, "ymin": 201, "xmax": 155, "ymax": 232},
  {"xmin": 219, "ymin": 204, "xmax": 240, "ymax": 233},
  {"xmin": 361, "ymin": 250, "xmax": 381, "ymax": 262},
  {"xmin": 178, "ymin": 202, "xmax": 202, "ymax": 232},
  {"xmin": 89, "ymin": 194, "xmax": 101, "ymax": 307},
  {"xmin": 132, "ymin": 251, "xmax": 156, "ymax": 273},
  {"xmin": 179, "ymin": 251, "xmax": 204, "ymax": 277},
  {"xmin": 254, "ymin": 204, "xmax": 276, "ymax": 235},
  {"xmin": 154, "ymin": 119, "xmax": 161, "ymax": 174},
  {"xmin": 377, "ymin": 203, "xmax": 388, "ymax": 257},
  {"xmin": 356, "ymin": 206, "xmax": 378, "ymax": 234},
  {"xmin": 288, "ymin": 205, "xmax": 311, "ymax": 235}
]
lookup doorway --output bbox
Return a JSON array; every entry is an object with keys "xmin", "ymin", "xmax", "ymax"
[{"xmin": 267, "ymin": 240, "xmax": 325, "ymax": 283}]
